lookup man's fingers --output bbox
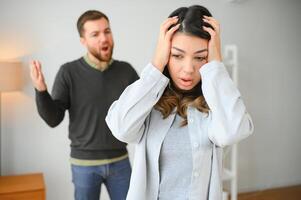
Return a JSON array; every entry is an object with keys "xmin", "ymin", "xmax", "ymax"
[
  {"xmin": 30, "ymin": 60, "xmax": 43, "ymax": 81},
  {"xmin": 35, "ymin": 61, "xmax": 41, "ymax": 71},
  {"xmin": 30, "ymin": 61, "xmax": 38, "ymax": 78},
  {"xmin": 34, "ymin": 61, "xmax": 43, "ymax": 78}
]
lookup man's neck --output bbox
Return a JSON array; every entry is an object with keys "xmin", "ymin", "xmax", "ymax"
[{"xmin": 87, "ymin": 53, "xmax": 110, "ymax": 69}]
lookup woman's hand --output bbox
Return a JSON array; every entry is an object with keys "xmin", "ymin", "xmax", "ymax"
[
  {"xmin": 203, "ymin": 16, "xmax": 222, "ymax": 62},
  {"xmin": 30, "ymin": 60, "xmax": 47, "ymax": 92},
  {"xmin": 152, "ymin": 16, "xmax": 180, "ymax": 72}
]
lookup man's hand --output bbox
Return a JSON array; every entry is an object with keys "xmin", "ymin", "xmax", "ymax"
[{"xmin": 30, "ymin": 60, "xmax": 47, "ymax": 92}]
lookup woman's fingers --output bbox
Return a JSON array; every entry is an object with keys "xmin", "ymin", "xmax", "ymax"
[
  {"xmin": 203, "ymin": 26, "xmax": 216, "ymax": 38},
  {"xmin": 202, "ymin": 16, "xmax": 222, "ymax": 62},
  {"xmin": 203, "ymin": 16, "xmax": 220, "ymax": 33},
  {"xmin": 166, "ymin": 23, "xmax": 180, "ymax": 40},
  {"xmin": 161, "ymin": 16, "xmax": 177, "ymax": 26},
  {"xmin": 161, "ymin": 16, "xmax": 178, "ymax": 33},
  {"xmin": 202, "ymin": 16, "xmax": 221, "ymax": 39},
  {"xmin": 152, "ymin": 17, "xmax": 179, "ymax": 71}
]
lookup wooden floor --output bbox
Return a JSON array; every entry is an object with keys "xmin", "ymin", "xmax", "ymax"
[{"xmin": 237, "ymin": 185, "xmax": 301, "ymax": 200}]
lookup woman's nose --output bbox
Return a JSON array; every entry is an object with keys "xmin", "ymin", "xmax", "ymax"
[{"xmin": 182, "ymin": 60, "xmax": 194, "ymax": 74}]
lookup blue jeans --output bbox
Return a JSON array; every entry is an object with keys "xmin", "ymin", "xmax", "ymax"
[{"xmin": 71, "ymin": 158, "xmax": 131, "ymax": 200}]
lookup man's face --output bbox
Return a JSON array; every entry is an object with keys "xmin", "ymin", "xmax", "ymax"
[{"xmin": 80, "ymin": 18, "xmax": 114, "ymax": 62}]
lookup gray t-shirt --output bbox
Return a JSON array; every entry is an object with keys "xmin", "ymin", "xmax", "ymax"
[{"xmin": 158, "ymin": 114, "xmax": 193, "ymax": 200}]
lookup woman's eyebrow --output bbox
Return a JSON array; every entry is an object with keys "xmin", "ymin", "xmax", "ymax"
[
  {"xmin": 172, "ymin": 47, "xmax": 185, "ymax": 53},
  {"xmin": 172, "ymin": 47, "xmax": 208, "ymax": 54},
  {"xmin": 194, "ymin": 49, "xmax": 208, "ymax": 54}
]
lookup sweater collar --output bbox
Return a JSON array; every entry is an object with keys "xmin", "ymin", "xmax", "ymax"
[{"xmin": 83, "ymin": 54, "xmax": 113, "ymax": 71}]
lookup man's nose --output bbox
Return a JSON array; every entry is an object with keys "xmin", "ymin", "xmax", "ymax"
[{"xmin": 99, "ymin": 33, "xmax": 108, "ymax": 43}]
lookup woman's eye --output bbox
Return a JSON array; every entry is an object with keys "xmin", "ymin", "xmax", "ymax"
[
  {"xmin": 172, "ymin": 54, "xmax": 183, "ymax": 59},
  {"xmin": 195, "ymin": 57, "xmax": 207, "ymax": 61}
]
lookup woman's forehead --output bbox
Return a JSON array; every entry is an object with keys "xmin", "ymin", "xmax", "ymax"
[{"xmin": 171, "ymin": 33, "xmax": 208, "ymax": 53}]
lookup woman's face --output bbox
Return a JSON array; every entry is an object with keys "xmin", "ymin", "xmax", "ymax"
[{"xmin": 168, "ymin": 32, "xmax": 208, "ymax": 91}]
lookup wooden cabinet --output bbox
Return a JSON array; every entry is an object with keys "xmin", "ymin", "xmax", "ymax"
[{"xmin": 0, "ymin": 173, "xmax": 45, "ymax": 200}]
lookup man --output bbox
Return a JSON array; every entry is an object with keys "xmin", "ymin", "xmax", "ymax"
[{"xmin": 30, "ymin": 10, "xmax": 138, "ymax": 200}]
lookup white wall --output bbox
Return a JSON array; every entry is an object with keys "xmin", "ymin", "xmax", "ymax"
[{"xmin": 1, "ymin": 0, "xmax": 300, "ymax": 199}]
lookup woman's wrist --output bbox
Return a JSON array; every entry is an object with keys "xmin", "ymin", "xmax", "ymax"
[{"xmin": 151, "ymin": 60, "xmax": 164, "ymax": 72}]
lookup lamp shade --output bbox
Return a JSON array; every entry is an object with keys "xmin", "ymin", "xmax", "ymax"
[{"xmin": 0, "ymin": 62, "xmax": 22, "ymax": 92}]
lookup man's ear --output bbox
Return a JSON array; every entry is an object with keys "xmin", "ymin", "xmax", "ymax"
[{"xmin": 80, "ymin": 37, "xmax": 86, "ymax": 46}]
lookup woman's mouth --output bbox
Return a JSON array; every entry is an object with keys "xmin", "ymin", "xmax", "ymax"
[{"xmin": 180, "ymin": 78, "xmax": 193, "ymax": 87}]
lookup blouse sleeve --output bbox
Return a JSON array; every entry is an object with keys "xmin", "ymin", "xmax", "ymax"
[
  {"xmin": 200, "ymin": 61, "xmax": 254, "ymax": 147},
  {"xmin": 106, "ymin": 63, "xmax": 169, "ymax": 144}
]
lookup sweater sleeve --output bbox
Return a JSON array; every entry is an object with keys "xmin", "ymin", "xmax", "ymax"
[
  {"xmin": 130, "ymin": 64, "xmax": 140, "ymax": 83},
  {"xmin": 35, "ymin": 66, "xmax": 70, "ymax": 127},
  {"xmin": 200, "ymin": 61, "xmax": 254, "ymax": 147},
  {"xmin": 106, "ymin": 63, "xmax": 169, "ymax": 144}
]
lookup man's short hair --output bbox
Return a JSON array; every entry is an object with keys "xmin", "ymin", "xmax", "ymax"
[{"xmin": 77, "ymin": 10, "xmax": 109, "ymax": 37}]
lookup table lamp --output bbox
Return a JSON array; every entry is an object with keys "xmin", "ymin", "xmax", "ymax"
[{"xmin": 0, "ymin": 61, "xmax": 22, "ymax": 175}]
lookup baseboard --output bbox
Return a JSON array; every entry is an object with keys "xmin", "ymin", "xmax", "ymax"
[{"xmin": 238, "ymin": 185, "xmax": 301, "ymax": 200}]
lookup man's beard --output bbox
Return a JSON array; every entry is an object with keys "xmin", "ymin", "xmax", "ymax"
[{"xmin": 89, "ymin": 45, "xmax": 113, "ymax": 62}]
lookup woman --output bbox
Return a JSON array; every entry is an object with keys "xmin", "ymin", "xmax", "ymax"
[{"xmin": 106, "ymin": 5, "xmax": 254, "ymax": 200}]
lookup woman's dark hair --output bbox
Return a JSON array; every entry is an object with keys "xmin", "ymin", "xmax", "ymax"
[
  {"xmin": 155, "ymin": 5, "xmax": 212, "ymax": 126},
  {"xmin": 169, "ymin": 5, "xmax": 213, "ymax": 40}
]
